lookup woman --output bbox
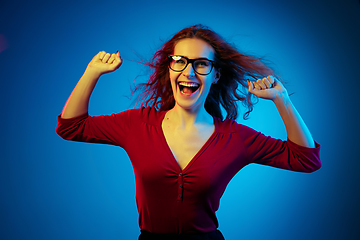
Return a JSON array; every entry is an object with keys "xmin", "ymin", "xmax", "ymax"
[{"xmin": 56, "ymin": 25, "xmax": 321, "ymax": 240}]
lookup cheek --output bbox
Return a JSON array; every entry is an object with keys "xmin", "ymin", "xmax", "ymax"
[
  {"xmin": 169, "ymin": 71, "xmax": 181, "ymax": 85},
  {"xmin": 203, "ymin": 76, "xmax": 215, "ymax": 89},
  {"xmin": 169, "ymin": 74, "xmax": 177, "ymax": 92}
]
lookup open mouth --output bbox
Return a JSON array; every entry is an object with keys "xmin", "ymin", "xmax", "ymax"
[{"xmin": 178, "ymin": 82, "xmax": 200, "ymax": 95}]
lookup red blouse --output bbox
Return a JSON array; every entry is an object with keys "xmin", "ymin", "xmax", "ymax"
[{"xmin": 56, "ymin": 107, "xmax": 321, "ymax": 234}]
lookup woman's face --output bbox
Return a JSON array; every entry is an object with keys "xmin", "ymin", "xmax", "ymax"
[{"xmin": 169, "ymin": 38, "xmax": 219, "ymax": 112}]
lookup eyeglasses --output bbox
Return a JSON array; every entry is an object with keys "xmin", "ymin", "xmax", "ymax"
[{"xmin": 168, "ymin": 55, "xmax": 215, "ymax": 75}]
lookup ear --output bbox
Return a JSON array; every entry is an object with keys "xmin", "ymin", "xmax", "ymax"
[{"xmin": 213, "ymin": 68, "xmax": 221, "ymax": 84}]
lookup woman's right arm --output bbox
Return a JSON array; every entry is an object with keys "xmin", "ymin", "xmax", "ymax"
[{"xmin": 61, "ymin": 51, "xmax": 122, "ymax": 119}]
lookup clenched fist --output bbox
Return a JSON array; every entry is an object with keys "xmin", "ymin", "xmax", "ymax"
[
  {"xmin": 86, "ymin": 51, "xmax": 123, "ymax": 76},
  {"xmin": 247, "ymin": 75, "xmax": 288, "ymax": 102}
]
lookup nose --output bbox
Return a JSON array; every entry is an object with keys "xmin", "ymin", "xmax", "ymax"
[{"xmin": 182, "ymin": 63, "xmax": 195, "ymax": 78}]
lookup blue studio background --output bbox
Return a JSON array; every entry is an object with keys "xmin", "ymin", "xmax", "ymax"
[{"xmin": 1, "ymin": 0, "xmax": 359, "ymax": 239}]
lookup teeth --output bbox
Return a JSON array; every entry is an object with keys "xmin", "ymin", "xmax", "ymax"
[{"xmin": 178, "ymin": 82, "xmax": 200, "ymax": 87}]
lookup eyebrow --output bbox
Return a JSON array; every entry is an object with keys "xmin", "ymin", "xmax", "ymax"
[{"xmin": 172, "ymin": 55, "xmax": 213, "ymax": 61}]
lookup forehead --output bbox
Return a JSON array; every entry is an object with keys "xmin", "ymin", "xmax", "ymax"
[{"xmin": 173, "ymin": 38, "xmax": 215, "ymax": 59}]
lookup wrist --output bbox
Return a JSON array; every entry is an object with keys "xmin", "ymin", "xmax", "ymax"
[
  {"xmin": 84, "ymin": 66, "xmax": 102, "ymax": 79},
  {"xmin": 273, "ymin": 91, "xmax": 291, "ymax": 108}
]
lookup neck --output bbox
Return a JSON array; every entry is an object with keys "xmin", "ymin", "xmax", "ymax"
[{"xmin": 166, "ymin": 104, "xmax": 213, "ymax": 129}]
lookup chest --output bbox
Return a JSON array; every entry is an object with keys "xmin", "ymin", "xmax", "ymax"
[{"xmin": 161, "ymin": 123, "xmax": 215, "ymax": 171}]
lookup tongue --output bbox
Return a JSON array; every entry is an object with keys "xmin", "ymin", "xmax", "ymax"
[{"xmin": 182, "ymin": 87, "xmax": 193, "ymax": 94}]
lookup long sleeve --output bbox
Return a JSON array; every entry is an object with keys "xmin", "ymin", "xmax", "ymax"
[
  {"xmin": 56, "ymin": 109, "xmax": 135, "ymax": 148},
  {"xmin": 239, "ymin": 124, "xmax": 321, "ymax": 173}
]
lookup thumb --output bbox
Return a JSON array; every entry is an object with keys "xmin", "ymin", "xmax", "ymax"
[
  {"xmin": 112, "ymin": 51, "xmax": 123, "ymax": 70},
  {"xmin": 247, "ymin": 80, "xmax": 254, "ymax": 94}
]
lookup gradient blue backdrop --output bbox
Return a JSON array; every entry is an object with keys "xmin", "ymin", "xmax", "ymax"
[{"xmin": 1, "ymin": 0, "xmax": 359, "ymax": 239}]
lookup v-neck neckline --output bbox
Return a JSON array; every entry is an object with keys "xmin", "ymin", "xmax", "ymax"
[{"xmin": 159, "ymin": 110, "xmax": 218, "ymax": 172}]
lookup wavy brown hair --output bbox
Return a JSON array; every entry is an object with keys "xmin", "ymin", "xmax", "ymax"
[{"xmin": 133, "ymin": 24, "xmax": 275, "ymax": 120}]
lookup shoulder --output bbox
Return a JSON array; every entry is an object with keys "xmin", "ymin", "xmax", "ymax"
[
  {"xmin": 215, "ymin": 117, "xmax": 257, "ymax": 135},
  {"xmin": 119, "ymin": 107, "xmax": 165, "ymax": 126}
]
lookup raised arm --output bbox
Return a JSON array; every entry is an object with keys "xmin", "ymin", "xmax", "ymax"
[
  {"xmin": 61, "ymin": 51, "xmax": 122, "ymax": 119},
  {"xmin": 247, "ymin": 76, "xmax": 315, "ymax": 148}
]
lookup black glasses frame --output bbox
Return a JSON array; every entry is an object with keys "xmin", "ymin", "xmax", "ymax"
[{"xmin": 168, "ymin": 55, "xmax": 215, "ymax": 75}]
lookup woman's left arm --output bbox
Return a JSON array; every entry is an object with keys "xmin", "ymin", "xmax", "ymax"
[{"xmin": 247, "ymin": 76, "xmax": 315, "ymax": 148}]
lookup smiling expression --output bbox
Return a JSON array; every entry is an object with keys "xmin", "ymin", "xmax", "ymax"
[{"xmin": 169, "ymin": 38, "xmax": 219, "ymax": 112}]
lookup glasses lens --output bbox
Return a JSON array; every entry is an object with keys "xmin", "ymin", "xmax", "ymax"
[
  {"xmin": 169, "ymin": 56, "xmax": 187, "ymax": 71},
  {"xmin": 193, "ymin": 59, "xmax": 212, "ymax": 75},
  {"xmin": 169, "ymin": 55, "xmax": 213, "ymax": 75}
]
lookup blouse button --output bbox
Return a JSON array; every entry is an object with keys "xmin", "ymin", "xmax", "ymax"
[
  {"xmin": 179, "ymin": 173, "xmax": 182, "ymax": 176},
  {"xmin": 179, "ymin": 184, "xmax": 183, "ymax": 188}
]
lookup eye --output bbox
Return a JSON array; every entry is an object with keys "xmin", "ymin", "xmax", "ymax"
[
  {"xmin": 175, "ymin": 59, "xmax": 185, "ymax": 64},
  {"xmin": 171, "ymin": 56, "xmax": 186, "ymax": 64},
  {"xmin": 195, "ymin": 60, "xmax": 210, "ymax": 68}
]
